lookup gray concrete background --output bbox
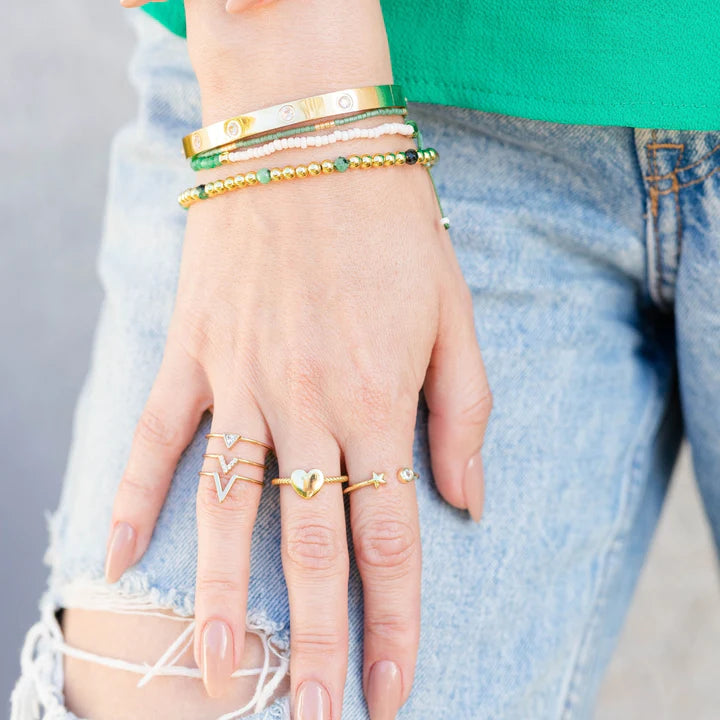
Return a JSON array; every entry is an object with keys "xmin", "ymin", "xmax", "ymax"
[{"xmin": 1, "ymin": 2, "xmax": 719, "ymax": 717}]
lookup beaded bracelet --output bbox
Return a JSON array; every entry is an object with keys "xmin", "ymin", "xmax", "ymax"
[
  {"xmin": 178, "ymin": 147, "xmax": 438, "ymax": 209},
  {"xmin": 191, "ymin": 108, "xmax": 409, "ymax": 169},
  {"xmin": 206, "ymin": 122, "xmax": 414, "ymax": 170}
]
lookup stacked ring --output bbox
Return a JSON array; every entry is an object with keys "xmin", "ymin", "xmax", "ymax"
[{"xmin": 202, "ymin": 432, "xmax": 272, "ymax": 502}]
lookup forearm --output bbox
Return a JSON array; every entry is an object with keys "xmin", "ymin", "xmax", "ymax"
[{"xmin": 185, "ymin": 0, "xmax": 394, "ymax": 123}]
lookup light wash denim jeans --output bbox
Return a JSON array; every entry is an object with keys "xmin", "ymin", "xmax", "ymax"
[{"xmin": 11, "ymin": 11, "xmax": 720, "ymax": 720}]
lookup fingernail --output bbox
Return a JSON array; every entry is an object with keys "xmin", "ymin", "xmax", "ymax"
[
  {"xmin": 367, "ymin": 660, "xmax": 402, "ymax": 720},
  {"xmin": 104, "ymin": 522, "xmax": 137, "ymax": 583},
  {"xmin": 295, "ymin": 680, "xmax": 330, "ymax": 720},
  {"xmin": 201, "ymin": 619, "xmax": 234, "ymax": 697},
  {"xmin": 464, "ymin": 451, "xmax": 484, "ymax": 523}
]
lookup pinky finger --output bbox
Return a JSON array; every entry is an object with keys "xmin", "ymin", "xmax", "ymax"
[{"xmin": 105, "ymin": 345, "xmax": 211, "ymax": 583}]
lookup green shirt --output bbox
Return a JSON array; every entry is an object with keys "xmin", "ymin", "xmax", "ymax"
[{"xmin": 142, "ymin": 1, "xmax": 720, "ymax": 131}]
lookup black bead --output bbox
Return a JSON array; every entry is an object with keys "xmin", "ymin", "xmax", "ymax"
[{"xmin": 405, "ymin": 149, "xmax": 419, "ymax": 165}]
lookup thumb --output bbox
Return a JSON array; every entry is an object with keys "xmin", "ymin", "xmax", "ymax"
[{"xmin": 424, "ymin": 289, "xmax": 492, "ymax": 522}]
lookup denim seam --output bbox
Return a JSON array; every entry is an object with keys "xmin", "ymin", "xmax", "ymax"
[
  {"xmin": 558, "ymin": 364, "xmax": 672, "ymax": 719},
  {"xmin": 642, "ymin": 130, "xmax": 684, "ymax": 308}
]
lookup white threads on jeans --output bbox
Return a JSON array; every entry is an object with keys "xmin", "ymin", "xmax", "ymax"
[{"xmin": 11, "ymin": 581, "xmax": 291, "ymax": 720}]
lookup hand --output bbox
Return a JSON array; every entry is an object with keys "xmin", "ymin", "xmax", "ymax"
[{"xmin": 103, "ymin": 127, "xmax": 491, "ymax": 716}]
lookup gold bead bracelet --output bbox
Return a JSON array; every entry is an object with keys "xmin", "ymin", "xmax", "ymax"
[{"xmin": 177, "ymin": 147, "xmax": 438, "ymax": 209}]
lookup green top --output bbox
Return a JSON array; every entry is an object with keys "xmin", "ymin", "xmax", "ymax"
[{"xmin": 142, "ymin": 1, "xmax": 720, "ymax": 131}]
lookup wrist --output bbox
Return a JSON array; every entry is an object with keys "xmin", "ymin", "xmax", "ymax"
[{"xmin": 186, "ymin": 0, "xmax": 393, "ymax": 124}]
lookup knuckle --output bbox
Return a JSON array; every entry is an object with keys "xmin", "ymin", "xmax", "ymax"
[
  {"xmin": 195, "ymin": 572, "xmax": 244, "ymax": 600},
  {"xmin": 365, "ymin": 612, "xmax": 415, "ymax": 643},
  {"xmin": 354, "ymin": 515, "xmax": 418, "ymax": 573},
  {"xmin": 117, "ymin": 470, "xmax": 160, "ymax": 503},
  {"xmin": 277, "ymin": 357, "xmax": 327, "ymax": 417},
  {"xmin": 284, "ymin": 521, "xmax": 347, "ymax": 574},
  {"xmin": 135, "ymin": 405, "xmax": 176, "ymax": 449},
  {"xmin": 292, "ymin": 629, "xmax": 346, "ymax": 659},
  {"xmin": 460, "ymin": 384, "xmax": 493, "ymax": 427},
  {"xmin": 173, "ymin": 306, "xmax": 220, "ymax": 366}
]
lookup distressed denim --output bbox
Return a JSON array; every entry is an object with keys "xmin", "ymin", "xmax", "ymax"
[{"xmin": 11, "ymin": 10, "xmax": 720, "ymax": 720}]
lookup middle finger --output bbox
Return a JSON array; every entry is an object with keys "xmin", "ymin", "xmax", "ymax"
[{"xmin": 274, "ymin": 427, "xmax": 349, "ymax": 720}]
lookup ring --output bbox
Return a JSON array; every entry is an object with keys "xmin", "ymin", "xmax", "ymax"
[
  {"xmin": 204, "ymin": 453, "xmax": 266, "ymax": 474},
  {"xmin": 205, "ymin": 432, "xmax": 273, "ymax": 451},
  {"xmin": 272, "ymin": 469, "xmax": 348, "ymax": 499},
  {"xmin": 198, "ymin": 471, "xmax": 264, "ymax": 503},
  {"xmin": 343, "ymin": 471, "xmax": 387, "ymax": 495},
  {"xmin": 397, "ymin": 467, "xmax": 419, "ymax": 483}
]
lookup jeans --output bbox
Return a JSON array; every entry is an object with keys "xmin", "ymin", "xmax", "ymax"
[{"xmin": 11, "ymin": 11, "xmax": 720, "ymax": 720}]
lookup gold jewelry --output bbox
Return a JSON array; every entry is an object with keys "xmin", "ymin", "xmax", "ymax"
[
  {"xmin": 272, "ymin": 469, "xmax": 348, "ymax": 499},
  {"xmin": 182, "ymin": 85, "xmax": 406, "ymax": 158},
  {"xmin": 397, "ymin": 467, "xmax": 419, "ymax": 483},
  {"xmin": 178, "ymin": 146, "xmax": 438, "ymax": 209},
  {"xmin": 343, "ymin": 471, "xmax": 387, "ymax": 495},
  {"xmin": 205, "ymin": 433, "xmax": 273, "ymax": 451},
  {"xmin": 198, "ymin": 471, "xmax": 264, "ymax": 503},
  {"xmin": 203, "ymin": 453, "xmax": 266, "ymax": 473}
]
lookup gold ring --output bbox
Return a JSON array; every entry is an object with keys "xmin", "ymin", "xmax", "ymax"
[
  {"xmin": 205, "ymin": 433, "xmax": 273, "ymax": 451},
  {"xmin": 272, "ymin": 469, "xmax": 347, "ymax": 499},
  {"xmin": 343, "ymin": 472, "xmax": 387, "ymax": 495},
  {"xmin": 198, "ymin": 471, "xmax": 264, "ymax": 503},
  {"xmin": 397, "ymin": 467, "xmax": 419, "ymax": 483},
  {"xmin": 203, "ymin": 453, "xmax": 266, "ymax": 473}
]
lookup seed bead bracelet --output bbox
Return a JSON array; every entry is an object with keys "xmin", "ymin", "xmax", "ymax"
[
  {"xmin": 191, "ymin": 108, "xmax": 410, "ymax": 170},
  {"xmin": 207, "ymin": 122, "xmax": 415, "ymax": 170},
  {"xmin": 178, "ymin": 147, "xmax": 438, "ymax": 209}
]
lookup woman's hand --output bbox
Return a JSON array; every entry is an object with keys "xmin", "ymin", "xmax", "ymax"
[
  {"xmin": 108, "ymin": 1, "xmax": 491, "ymax": 717},
  {"xmin": 105, "ymin": 139, "xmax": 490, "ymax": 718}
]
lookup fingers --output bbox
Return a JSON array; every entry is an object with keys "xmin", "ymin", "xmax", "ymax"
[
  {"xmin": 344, "ymin": 420, "xmax": 420, "ymax": 720},
  {"xmin": 424, "ymin": 286, "xmax": 492, "ymax": 521},
  {"xmin": 193, "ymin": 400, "xmax": 271, "ymax": 697},
  {"xmin": 275, "ymin": 430, "xmax": 349, "ymax": 720},
  {"xmin": 106, "ymin": 345, "xmax": 211, "ymax": 583}
]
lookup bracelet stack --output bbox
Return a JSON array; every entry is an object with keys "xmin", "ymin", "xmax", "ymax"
[{"xmin": 178, "ymin": 84, "xmax": 449, "ymax": 229}]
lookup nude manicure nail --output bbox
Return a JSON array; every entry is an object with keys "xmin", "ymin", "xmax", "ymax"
[
  {"xmin": 295, "ymin": 680, "xmax": 330, "ymax": 720},
  {"xmin": 367, "ymin": 660, "xmax": 402, "ymax": 720},
  {"xmin": 104, "ymin": 521, "xmax": 137, "ymax": 583},
  {"xmin": 201, "ymin": 619, "xmax": 234, "ymax": 697},
  {"xmin": 464, "ymin": 451, "xmax": 484, "ymax": 523}
]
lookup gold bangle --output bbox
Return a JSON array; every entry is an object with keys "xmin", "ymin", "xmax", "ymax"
[
  {"xmin": 343, "ymin": 472, "xmax": 387, "ymax": 494},
  {"xmin": 272, "ymin": 469, "xmax": 348, "ymax": 499},
  {"xmin": 182, "ymin": 85, "xmax": 406, "ymax": 158}
]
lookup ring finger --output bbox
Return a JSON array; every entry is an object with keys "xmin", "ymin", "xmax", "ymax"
[{"xmin": 344, "ymin": 420, "xmax": 421, "ymax": 720}]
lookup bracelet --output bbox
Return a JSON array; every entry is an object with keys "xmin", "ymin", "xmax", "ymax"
[
  {"xmin": 193, "ymin": 119, "xmax": 414, "ymax": 171},
  {"xmin": 182, "ymin": 84, "xmax": 406, "ymax": 158},
  {"xmin": 210, "ymin": 122, "xmax": 415, "ymax": 170},
  {"xmin": 177, "ymin": 147, "xmax": 438, "ymax": 209},
  {"xmin": 191, "ymin": 108, "xmax": 409, "ymax": 168}
]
